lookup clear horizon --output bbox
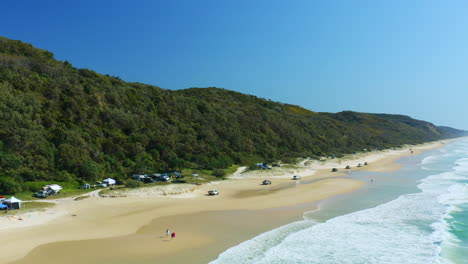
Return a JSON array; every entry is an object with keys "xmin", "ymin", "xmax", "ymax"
[{"xmin": 2, "ymin": 0, "xmax": 467, "ymax": 129}]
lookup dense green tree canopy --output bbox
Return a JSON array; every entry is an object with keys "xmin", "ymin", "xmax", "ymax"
[{"xmin": 0, "ymin": 36, "xmax": 466, "ymax": 194}]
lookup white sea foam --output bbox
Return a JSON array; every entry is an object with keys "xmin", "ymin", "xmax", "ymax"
[
  {"xmin": 209, "ymin": 220, "xmax": 318, "ymax": 263},
  {"xmin": 421, "ymin": 153, "xmax": 456, "ymax": 171},
  {"xmin": 213, "ymin": 193, "xmax": 446, "ymax": 263},
  {"xmin": 453, "ymin": 158, "xmax": 468, "ymax": 176},
  {"xmin": 211, "ymin": 141, "xmax": 468, "ymax": 264},
  {"xmin": 422, "ymin": 155, "xmax": 445, "ymax": 166}
]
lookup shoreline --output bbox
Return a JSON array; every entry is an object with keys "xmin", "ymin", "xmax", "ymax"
[{"xmin": 1, "ymin": 138, "xmax": 459, "ymax": 264}]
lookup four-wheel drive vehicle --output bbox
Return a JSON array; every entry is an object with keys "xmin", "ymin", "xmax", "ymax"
[
  {"xmin": 35, "ymin": 189, "xmax": 53, "ymax": 198},
  {"xmin": 208, "ymin": 189, "xmax": 219, "ymax": 195},
  {"xmin": 262, "ymin": 180, "xmax": 272, "ymax": 185}
]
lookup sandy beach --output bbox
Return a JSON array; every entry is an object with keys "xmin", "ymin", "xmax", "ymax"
[{"xmin": 0, "ymin": 140, "xmax": 453, "ymax": 264}]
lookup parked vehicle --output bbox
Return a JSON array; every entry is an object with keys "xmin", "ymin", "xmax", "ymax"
[
  {"xmin": 158, "ymin": 175, "xmax": 171, "ymax": 182},
  {"xmin": 332, "ymin": 168, "xmax": 339, "ymax": 172},
  {"xmin": 35, "ymin": 189, "xmax": 53, "ymax": 198},
  {"xmin": 292, "ymin": 175, "xmax": 301, "ymax": 180},
  {"xmin": 257, "ymin": 163, "xmax": 272, "ymax": 170},
  {"xmin": 143, "ymin": 177, "xmax": 157, "ymax": 183},
  {"xmin": 357, "ymin": 163, "xmax": 363, "ymax": 167},
  {"xmin": 35, "ymin": 184, "xmax": 63, "ymax": 198},
  {"xmin": 262, "ymin": 180, "xmax": 272, "ymax": 185},
  {"xmin": 208, "ymin": 189, "xmax": 219, "ymax": 195},
  {"xmin": 132, "ymin": 174, "xmax": 147, "ymax": 181}
]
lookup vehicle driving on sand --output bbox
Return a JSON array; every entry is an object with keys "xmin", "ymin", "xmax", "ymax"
[
  {"xmin": 262, "ymin": 180, "xmax": 272, "ymax": 185},
  {"xmin": 208, "ymin": 189, "xmax": 219, "ymax": 195}
]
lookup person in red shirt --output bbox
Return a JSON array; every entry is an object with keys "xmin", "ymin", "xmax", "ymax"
[{"xmin": 171, "ymin": 232, "xmax": 176, "ymax": 239}]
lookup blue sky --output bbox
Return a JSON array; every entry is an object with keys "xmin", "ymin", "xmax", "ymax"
[{"xmin": 2, "ymin": 0, "xmax": 467, "ymax": 129}]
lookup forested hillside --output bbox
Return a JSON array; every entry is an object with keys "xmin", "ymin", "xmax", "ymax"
[{"xmin": 0, "ymin": 36, "xmax": 466, "ymax": 194}]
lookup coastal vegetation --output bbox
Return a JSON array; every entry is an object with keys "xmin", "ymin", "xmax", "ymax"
[
  {"xmin": 12, "ymin": 181, "xmax": 93, "ymax": 200},
  {"xmin": 0, "ymin": 36, "xmax": 466, "ymax": 195}
]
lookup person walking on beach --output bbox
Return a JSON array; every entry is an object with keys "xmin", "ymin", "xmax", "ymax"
[
  {"xmin": 166, "ymin": 229, "xmax": 171, "ymax": 237},
  {"xmin": 171, "ymin": 232, "xmax": 176, "ymax": 240}
]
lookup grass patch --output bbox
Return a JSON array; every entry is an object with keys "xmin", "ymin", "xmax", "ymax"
[
  {"xmin": 22, "ymin": 202, "xmax": 54, "ymax": 210},
  {"xmin": 99, "ymin": 188, "xmax": 129, "ymax": 197},
  {"xmin": 12, "ymin": 188, "xmax": 101, "ymax": 201},
  {"xmin": 243, "ymin": 164, "xmax": 299, "ymax": 173},
  {"xmin": 1, "ymin": 202, "xmax": 55, "ymax": 216},
  {"xmin": 13, "ymin": 191, "xmax": 39, "ymax": 201},
  {"xmin": 280, "ymin": 164, "xmax": 300, "ymax": 169},
  {"xmin": 55, "ymin": 188, "xmax": 96, "ymax": 198},
  {"xmin": 178, "ymin": 169, "xmax": 224, "ymax": 183},
  {"xmin": 224, "ymin": 165, "xmax": 240, "ymax": 175},
  {"xmin": 143, "ymin": 181, "xmax": 172, "ymax": 187},
  {"xmin": 181, "ymin": 165, "xmax": 240, "ymax": 180},
  {"xmin": 182, "ymin": 175, "xmax": 219, "ymax": 184}
]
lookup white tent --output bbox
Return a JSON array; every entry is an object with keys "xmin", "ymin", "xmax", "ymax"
[
  {"xmin": 46, "ymin": 184, "xmax": 63, "ymax": 192},
  {"xmin": 4, "ymin": 196, "xmax": 22, "ymax": 209},
  {"xmin": 5, "ymin": 196, "xmax": 21, "ymax": 203},
  {"xmin": 103, "ymin": 178, "xmax": 116, "ymax": 185}
]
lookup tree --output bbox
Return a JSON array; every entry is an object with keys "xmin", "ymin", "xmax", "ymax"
[
  {"xmin": 79, "ymin": 161, "xmax": 102, "ymax": 182},
  {"xmin": 0, "ymin": 36, "xmax": 465, "ymax": 194},
  {"xmin": 125, "ymin": 179, "xmax": 143, "ymax": 188},
  {"xmin": 0, "ymin": 176, "xmax": 22, "ymax": 194},
  {"xmin": 212, "ymin": 169, "xmax": 226, "ymax": 178}
]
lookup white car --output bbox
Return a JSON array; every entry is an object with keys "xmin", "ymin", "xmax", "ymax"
[
  {"xmin": 292, "ymin": 175, "xmax": 301, "ymax": 180},
  {"xmin": 208, "ymin": 189, "xmax": 219, "ymax": 195}
]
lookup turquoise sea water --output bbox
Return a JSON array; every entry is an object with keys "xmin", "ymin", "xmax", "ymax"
[{"xmin": 210, "ymin": 139, "xmax": 468, "ymax": 264}]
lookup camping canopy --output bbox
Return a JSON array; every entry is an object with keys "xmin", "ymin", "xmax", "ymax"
[
  {"xmin": 46, "ymin": 184, "xmax": 62, "ymax": 192},
  {"xmin": 4, "ymin": 196, "xmax": 22, "ymax": 209},
  {"xmin": 103, "ymin": 178, "xmax": 116, "ymax": 185},
  {"xmin": 4, "ymin": 196, "xmax": 22, "ymax": 203}
]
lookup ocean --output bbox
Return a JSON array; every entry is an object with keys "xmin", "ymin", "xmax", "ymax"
[{"xmin": 210, "ymin": 139, "xmax": 468, "ymax": 264}]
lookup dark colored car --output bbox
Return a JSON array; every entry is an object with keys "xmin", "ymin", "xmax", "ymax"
[{"xmin": 262, "ymin": 180, "xmax": 272, "ymax": 185}]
